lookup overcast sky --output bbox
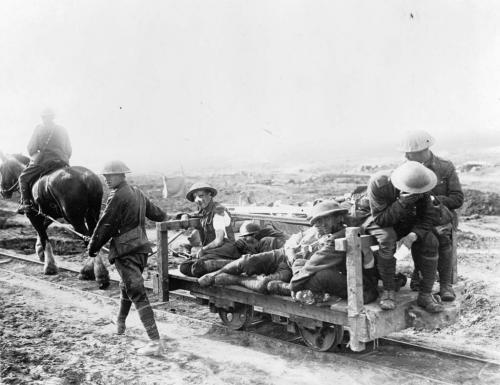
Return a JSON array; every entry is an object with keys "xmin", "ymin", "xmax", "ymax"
[{"xmin": 0, "ymin": 0, "xmax": 499, "ymax": 174}]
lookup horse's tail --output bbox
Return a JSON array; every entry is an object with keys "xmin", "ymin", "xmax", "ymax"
[{"xmin": 77, "ymin": 167, "xmax": 103, "ymax": 234}]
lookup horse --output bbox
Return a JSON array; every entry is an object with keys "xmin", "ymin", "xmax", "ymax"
[{"xmin": 0, "ymin": 151, "xmax": 110, "ymax": 289}]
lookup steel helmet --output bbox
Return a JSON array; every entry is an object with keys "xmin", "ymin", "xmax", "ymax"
[
  {"xmin": 41, "ymin": 107, "xmax": 56, "ymax": 117},
  {"xmin": 308, "ymin": 200, "xmax": 348, "ymax": 225},
  {"xmin": 397, "ymin": 130, "xmax": 435, "ymax": 152},
  {"xmin": 239, "ymin": 221, "xmax": 261, "ymax": 237},
  {"xmin": 391, "ymin": 161, "xmax": 437, "ymax": 193},
  {"xmin": 186, "ymin": 182, "xmax": 217, "ymax": 202},
  {"xmin": 101, "ymin": 160, "xmax": 131, "ymax": 175}
]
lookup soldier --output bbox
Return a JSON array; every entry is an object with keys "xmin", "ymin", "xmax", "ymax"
[
  {"xmin": 87, "ymin": 160, "xmax": 166, "ymax": 356},
  {"xmin": 179, "ymin": 182, "xmax": 240, "ymax": 277},
  {"xmin": 366, "ymin": 161, "xmax": 444, "ymax": 312},
  {"xmin": 17, "ymin": 108, "xmax": 72, "ymax": 213},
  {"xmin": 234, "ymin": 221, "xmax": 288, "ymax": 255},
  {"xmin": 398, "ymin": 130, "xmax": 464, "ymax": 301}
]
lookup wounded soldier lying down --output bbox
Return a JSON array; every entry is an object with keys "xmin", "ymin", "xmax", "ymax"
[{"xmin": 198, "ymin": 201, "xmax": 379, "ymax": 304}]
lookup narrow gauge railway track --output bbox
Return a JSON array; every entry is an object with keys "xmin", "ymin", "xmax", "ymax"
[{"xmin": 1, "ymin": 250, "xmax": 499, "ymax": 384}]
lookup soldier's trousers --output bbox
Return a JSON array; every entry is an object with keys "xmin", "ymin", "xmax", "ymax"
[
  {"xmin": 366, "ymin": 222, "xmax": 439, "ymax": 293},
  {"xmin": 18, "ymin": 164, "xmax": 45, "ymax": 203},
  {"xmin": 179, "ymin": 241, "xmax": 240, "ymax": 277},
  {"xmin": 220, "ymin": 249, "xmax": 292, "ymax": 281},
  {"xmin": 18, "ymin": 160, "xmax": 68, "ymax": 203},
  {"xmin": 114, "ymin": 253, "xmax": 160, "ymax": 340},
  {"xmin": 413, "ymin": 226, "xmax": 453, "ymax": 286}
]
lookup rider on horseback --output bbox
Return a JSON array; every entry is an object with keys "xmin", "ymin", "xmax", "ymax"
[{"xmin": 17, "ymin": 108, "xmax": 72, "ymax": 214}]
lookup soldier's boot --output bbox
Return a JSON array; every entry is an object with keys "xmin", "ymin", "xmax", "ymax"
[
  {"xmin": 417, "ymin": 292, "xmax": 444, "ymax": 313},
  {"xmin": 239, "ymin": 276, "xmax": 269, "ymax": 294},
  {"xmin": 267, "ymin": 280, "xmax": 292, "ymax": 296},
  {"xmin": 213, "ymin": 273, "xmax": 243, "ymax": 286},
  {"xmin": 116, "ymin": 298, "xmax": 131, "ymax": 335},
  {"xmin": 116, "ymin": 321, "xmax": 126, "ymax": 335},
  {"xmin": 379, "ymin": 290, "xmax": 396, "ymax": 310},
  {"xmin": 137, "ymin": 340, "xmax": 164, "ymax": 356},
  {"xmin": 410, "ymin": 270, "xmax": 421, "ymax": 291},
  {"xmin": 439, "ymin": 283, "xmax": 456, "ymax": 302},
  {"xmin": 198, "ymin": 258, "xmax": 245, "ymax": 286},
  {"xmin": 394, "ymin": 273, "xmax": 408, "ymax": 292}
]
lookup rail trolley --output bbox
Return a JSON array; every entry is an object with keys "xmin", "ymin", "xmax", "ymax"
[{"xmin": 152, "ymin": 212, "xmax": 460, "ymax": 352}]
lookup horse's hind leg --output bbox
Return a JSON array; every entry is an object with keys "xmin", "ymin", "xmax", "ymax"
[{"xmin": 27, "ymin": 213, "xmax": 58, "ymax": 275}]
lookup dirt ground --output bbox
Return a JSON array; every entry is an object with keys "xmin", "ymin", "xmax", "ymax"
[
  {"xmin": 1, "ymin": 165, "xmax": 500, "ymax": 383},
  {"xmin": 1, "ymin": 271, "xmax": 440, "ymax": 385}
]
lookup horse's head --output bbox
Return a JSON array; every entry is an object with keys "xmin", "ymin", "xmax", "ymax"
[{"xmin": 0, "ymin": 153, "xmax": 28, "ymax": 199}]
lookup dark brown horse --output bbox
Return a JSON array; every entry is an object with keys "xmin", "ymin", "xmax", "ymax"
[{"xmin": 0, "ymin": 151, "xmax": 110, "ymax": 288}]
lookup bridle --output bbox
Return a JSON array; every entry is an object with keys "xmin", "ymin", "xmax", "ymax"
[{"xmin": 0, "ymin": 179, "xmax": 19, "ymax": 195}]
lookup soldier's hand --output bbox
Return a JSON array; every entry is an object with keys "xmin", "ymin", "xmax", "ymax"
[
  {"xmin": 398, "ymin": 193, "xmax": 422, "ymax": 208},
  {"xmin": 400, "ymin": 232, "xmax": 417, "ymax": 249},
  {"xmin": 196, "ymin": 248, "xmax": 205, "ymax": 259},
  {"xmin": 82, "ymin": 236, "xmax": 91, "ymax": 243}
]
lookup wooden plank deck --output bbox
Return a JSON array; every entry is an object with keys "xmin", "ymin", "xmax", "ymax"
[{"xmin": 168, "ymin": 268, "xmax": 461, "ymax": 344}]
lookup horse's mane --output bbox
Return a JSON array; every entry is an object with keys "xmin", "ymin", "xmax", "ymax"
[{"xmin": 11, "ymin": 153, "xmax": 30, "ymax": 166}]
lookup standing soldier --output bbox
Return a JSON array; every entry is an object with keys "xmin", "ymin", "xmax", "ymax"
[
  {"xmin": 17, "ymin": 108, "xmax": 72, "ymax": 213},
  {"xmin": 398, "ymin": 130, "xmax": 464, "ymax": 301},
  {"xmin": 87, "ymin": 160, "xmax": 166, "ymax": 356},
  {"xmin": 366, "ymin": 161, "xmax": 443, "ymax": 312}
]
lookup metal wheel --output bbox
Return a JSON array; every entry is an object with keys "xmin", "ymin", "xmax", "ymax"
[
  {"xmin": 298, "ymin": 324, "xmax": 344, "ymax": 352},
  {"xmin": 218, "ymin": 304, "xmax": 254, "ymax": 330}
]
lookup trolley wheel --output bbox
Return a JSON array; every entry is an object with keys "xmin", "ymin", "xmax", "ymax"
[
  {"xmin": 218, "ymin": 304, "xmax": 254, "ymax": 330},
  {"xmin": 298, "ymin": 324, "xmax": 344, "ymax": 352}
]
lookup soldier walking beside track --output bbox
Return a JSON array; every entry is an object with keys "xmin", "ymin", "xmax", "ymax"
[
  {"xmin": 87, "ymin": 160, "xmax": 167, "ymax": 356},
  {"xmin": 398, "ymin": 130, "xmax": 464, "ymax": 301},
  {"xmin": 366, "ymin": 161, "xmax": 444, "ymax": 313}
]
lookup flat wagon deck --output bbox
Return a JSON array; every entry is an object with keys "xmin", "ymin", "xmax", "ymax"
[{"xmin": 152, "ymin": 213, "xmax": 460, "ymax": 352}]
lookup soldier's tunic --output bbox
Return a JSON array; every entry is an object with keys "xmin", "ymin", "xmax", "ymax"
[
  {"xmin": 423, "ymin": 152, "xmax": 464, "ymax": 286},
  {"xmin": 180, "ymin": 201, "xmax": 240, "ymax": 277},
  {"xmin": 88, "ymin": 181, "xmax": 166, "ymax": 340},
  {"xmin": 19, "ymin": 123, "xmax": 72, "ymax": 203},
  {"xmin": 289, "ymin": 227, "xmax": 378, "ymax": 304},
  {"xmin": 366, "ymin": 171, "xmax": 439, "ymax": 293}
]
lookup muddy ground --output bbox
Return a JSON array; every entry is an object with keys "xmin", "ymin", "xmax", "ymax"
[{"xmin": 1, "ymin": 166, "xmax": 500, "ymax": 384}]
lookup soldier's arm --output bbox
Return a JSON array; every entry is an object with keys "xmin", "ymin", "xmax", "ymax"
[
  {"xmin": 27, "ymin": 126, "xmax": 41, "ymax": 156},
  {"xmin": 438, "ymin": 165, "xmax": 464, "ymax": 210},
  {"xmin": 310, "ymin": 235, "xmax": 344, "ymax": 267},
  {"xmin": 410, "ymin": 195, "xmax": 435, "ymax": 240},
  {"xmin": 63, "ymin": 127, "xmax": 72, "ymax": 159},
  {"xmin": 88, "ymin": 192, "xmax": 122, "ymax": 254},
  {"xmin": 368, "ymin": 177, "xmax": 407, "ymax": 227},
  {"xmin": 145, "ymin": 198, "xmax": 166, "ymax": 222}
]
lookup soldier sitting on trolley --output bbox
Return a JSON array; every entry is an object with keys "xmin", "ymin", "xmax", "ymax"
[
  {"xmin": 397, "ymin": 130, "xmax": 463, "ymax": 302},
  {"xmin": 366, "ymin": 161, "xmax": 444, "ymax": 313},
  {"xmin": 179, "ymin": 182, "xmax": 240, "ymax": 277}
]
